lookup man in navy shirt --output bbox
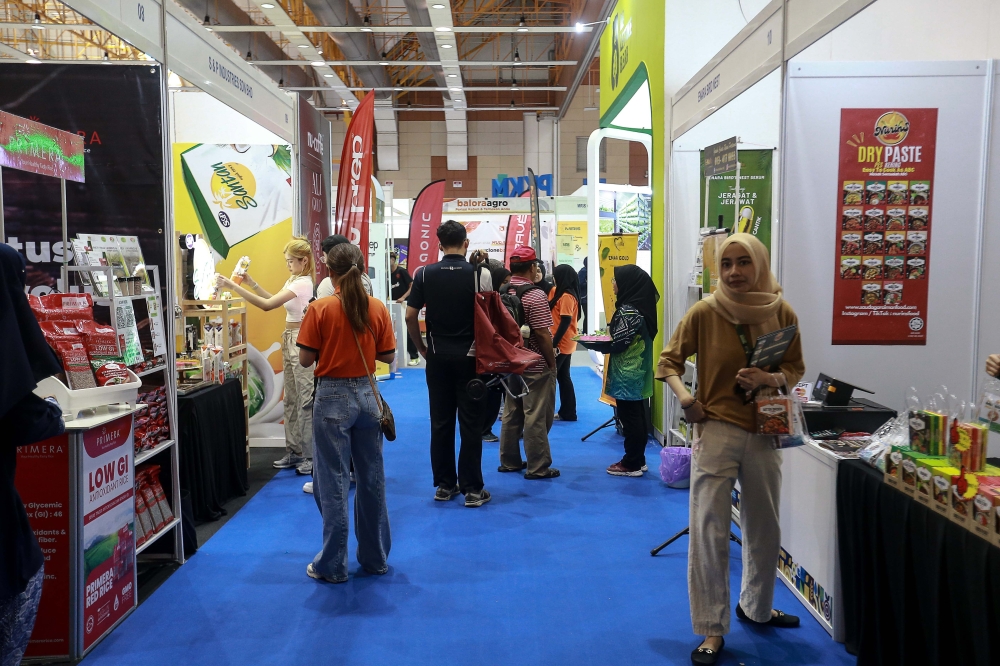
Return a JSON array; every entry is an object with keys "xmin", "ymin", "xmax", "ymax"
[{"xmin": 406, "ymin": 221, "xmax": 492, "ymax": 507}]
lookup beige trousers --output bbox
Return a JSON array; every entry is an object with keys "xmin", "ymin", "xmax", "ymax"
[
  {"xmin": 689, "ymin": 418, "xmax": 782, "ymax": 636},
  {"xmin": 282, "ymin": 328, "xmax": 314, "ymax": 458},
  {"xmin": 499, "ymin": 368, "xmax": 556, "ymax": 475}
]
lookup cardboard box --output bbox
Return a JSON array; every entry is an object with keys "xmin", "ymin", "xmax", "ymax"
[
  {"xmin": 950, "ymin": 472, "xmax": 979, "ymax": 528},
  {"xmin": 971, "ymin": 486, "xmax": 999, "ymax": 543},
  {"xmin": 931, "ymin": 466, "xmax": 959, "ymax": 518},
  {"xmin": 914, "ymin": 458, "xmax": 949, "ymax": 506},
  {"xmin": 900, "ymin": 450, "xmax": 928, "ymax": 496}
]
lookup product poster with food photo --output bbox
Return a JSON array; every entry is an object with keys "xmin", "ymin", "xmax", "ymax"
[
  {"xmin": 833, "ymin": 109, "xmax": 937, "ymax": 345},
  {"xmin": 81, "ymin": 414, "xmax": 136, "ymax": 650}
]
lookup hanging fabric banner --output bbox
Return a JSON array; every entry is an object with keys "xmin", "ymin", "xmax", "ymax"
[
  {"xmin": 406, "ymin": 180, "xmax": 446, "ymax": 278},
  {"xmin": 334, "ymin": 90, "xmax": 375, "ymax": 263},
  {"xmin": 832, "ymin": 108, "xmax": 937, "ymax": 345},
  {"xmin": 503, "ymin": 190, "xmax": 532, "ymax": 262}
]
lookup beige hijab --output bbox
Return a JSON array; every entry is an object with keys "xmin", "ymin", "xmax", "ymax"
[{"xmin": 703, "ymin": 233, "xmax": 783, "ymax": 325}]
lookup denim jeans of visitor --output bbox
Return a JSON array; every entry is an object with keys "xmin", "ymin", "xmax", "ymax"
[{"xmin": 311, "ymin": 377, "xmax": 391, "ymax": 582}]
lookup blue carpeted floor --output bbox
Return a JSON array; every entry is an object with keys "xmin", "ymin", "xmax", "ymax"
[{"xmin": 82, "ymin": 368, "xmax": 853, "ymax": 665}]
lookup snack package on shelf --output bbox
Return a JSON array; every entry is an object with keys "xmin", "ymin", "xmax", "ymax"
[
  {"xmin": 859, "ymin": 415, "xmax": 908, "ymax": 470},
  {"xmin": 950, "ymin": 420, "xmax": 988, "ymax": 473},
  {"xmin": 135, "ymin": 386, "xmax": 170, "ymax": 453},
  {"xmin": 55, "ymin": 341, "xmax": 97, "ymax": 390},
  {"xmin": 137, "ymin": 471, "xmax": 167, "ymax": 531},
  {"xmin": 932, "ymin": 466, "xmax": 959, "ymax": 512},
  {"xmin": 134, "ymin": 492, "xmax": 153, "ymax": 546},
  {"xmin": 32, "ymin": 292, "xmax": 94, "ymax": 322}
]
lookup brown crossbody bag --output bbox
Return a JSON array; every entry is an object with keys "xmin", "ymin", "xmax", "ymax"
[{"xmin": 349, "ymin": 325, "xmax": 397, "ymax": 442}]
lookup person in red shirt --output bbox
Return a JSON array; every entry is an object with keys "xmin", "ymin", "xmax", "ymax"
[
  {"xmin": 548, "ymin": 264, "xmax": 580, "ymax": 421},
  {"xmin": 297, "ymin": 243, "xmax": 396, "ymax": 583},
  {"xmin": 498, "ymin": 247, "xmax": 560, "ymax": 479}
]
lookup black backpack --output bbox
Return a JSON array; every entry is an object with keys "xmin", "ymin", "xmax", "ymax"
[{"xmin": 501, "ymin": 283, "xmax": 543, "ymax": 328}]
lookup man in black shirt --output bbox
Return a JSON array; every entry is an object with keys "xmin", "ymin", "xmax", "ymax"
[
  {"xmin": 406, "ymin": 221, "xmax": 492, "ymax": 507},
  {"xmin": 390, "ymin": 251, "xmax": 419, "ymax": 366}
]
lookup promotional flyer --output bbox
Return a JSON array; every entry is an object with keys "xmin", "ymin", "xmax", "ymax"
[
  {"xmin": 832, "ymin": 109, "xmax": 938, "ymax": 345},
  {"xmin": 81, "ymin": 414, "xmax": 136, "ymax": 651},
  {"xmin": 15, "ymin": 434, "xmax": 71, "ymax": 659},
  {"xmin": 700, "ymin": 149, "xmax": 773, "ymax": 251}
]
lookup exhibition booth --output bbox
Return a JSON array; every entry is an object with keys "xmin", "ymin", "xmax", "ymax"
[{"xmin": 592, "ymin": 0, "xmax": 1000, "ymax": 661}]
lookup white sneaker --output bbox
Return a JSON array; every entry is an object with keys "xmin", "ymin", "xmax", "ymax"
[
  {"xmin": 303, "ymin": 481, "xmax": 313, "ymax": 494},
  {"xmin": 407, "ymin": 358, "xmax": 421, "ymax": 367}
]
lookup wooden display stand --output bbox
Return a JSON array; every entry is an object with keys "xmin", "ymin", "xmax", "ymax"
[{"xmin": 180, "ymin": 298, "xmax": 250, "ymax": 462}]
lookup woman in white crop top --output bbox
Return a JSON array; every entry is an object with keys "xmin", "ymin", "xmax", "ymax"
[{"xmin": 216, "ymin": 237, "xmax": 317, "ymax": 474}]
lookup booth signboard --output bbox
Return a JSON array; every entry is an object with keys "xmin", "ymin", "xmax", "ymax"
[
  {"xmin": 0, "ymin": 111, "xmax": 85, "ymax": 182},
  {"xmin": 298, "ymin": 98, "xmax": 332, "ymax": 281},
  {"xmin": 81, "ymin": 414, "xmax": 136, "ymax": 651},
  {"xmin": 16, "ymin": 434, "xmax": 72, "ymax": 659},
  {"xmin": 832, "ymin": 108, "xmax": 937, "ymax": 345},
  {"xmin": 702, "ymin": 136, "xmax": 738, "ymax": 178},
  {"xmin": 700, "ymin": 149, "xmax": 773, "ymax": 250}
]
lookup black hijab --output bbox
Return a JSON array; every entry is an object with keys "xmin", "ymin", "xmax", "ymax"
[
  {"xmin": 487, "ymin": 259, "xmax": 511, "ymax": 294},
  {"xmin": 549, "ymin": 264, "xmax": 580, "ymax": 310},
  {"xmin": 613, "ymin": 264, "xmax": 660, "ymax": 340},
  {"xmin": 0, "ymin": 244, "xmax": 61, "ymax": 419}
]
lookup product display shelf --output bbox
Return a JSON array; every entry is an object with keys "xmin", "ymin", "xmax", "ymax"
[
  {"xmin": 667, "ymin": 357, "xmax": 698, "ymax": 448},
  {"xmin": 135, "ymin": 517, "xmax": 181, "ymax": 556},
  {"xmin": 135, "ymin": 438, "xmax": 176, "ymax": 466},
  {"xmin": 180, "ymin": 298, "xmax": 250, "ymax": 461},
  {"xmin": 136, "ymin": 364, "xmax": 169, "ymax": 378}
]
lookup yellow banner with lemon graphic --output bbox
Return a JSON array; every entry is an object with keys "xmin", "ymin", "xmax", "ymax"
[{"xmin": 174, "ymin": 143, "xmax": 295, "ymax": 436}]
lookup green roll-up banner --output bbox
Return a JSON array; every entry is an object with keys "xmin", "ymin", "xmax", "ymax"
[{"xmin": 699, "ymin": 148, "xmax": 774, "ymax": 252}]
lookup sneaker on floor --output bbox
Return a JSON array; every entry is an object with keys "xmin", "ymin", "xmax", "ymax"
[
  {"xmin": 434, "ymin": 485, "xmax": 460, "ymax": 501},
  {"xmin": 296, "ymin": 459, "xmax": 313, "ymax": 475},
  {"xmin": 464, "ymin": 488, "xmax": 492, "ymax": 507},
  {"xmin": 607, "ymin": 461, "xmax": 643, "ymax": 477},
  {"xmin": 303, "ymin": 481, "xmax": 313, "ymax": 494},
  {"xmin": 524, "ymin": 468, "xmax": 560, "ymax": 480},
  {"xmin": 482, "ymin": 431, "xmax": 499, "ymax": 443},
  {"xmin": 273, "ymin": 453, "xmax": 305, "ymax": 469},
  {"xmin": 641, "ymin": 464, "xmax": 648, "ymax": 472},
  {"xmin": 407, "ymin": 358, "xmax": 421, "ymax": 366},
  {"xmin": 306, "ymin": 563, "xmax": 345, "ymax": 584}
]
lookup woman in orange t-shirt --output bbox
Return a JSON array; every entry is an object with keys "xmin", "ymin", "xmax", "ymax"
[
  {"xmin": 296, "ymin": 243, "xmax": 397, "ymax": 584},
  {"xmin": 549, "ymin": 264, "xmax": 580, "ymax": 421}
]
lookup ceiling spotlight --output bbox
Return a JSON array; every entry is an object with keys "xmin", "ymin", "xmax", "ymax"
[
  {"xmin": 378, "ymin": 61, "xmax": 390, "ymax": 66},
  {"xmin": 441, "ymin": 43, "xmax": 453, "ymax": 49},
  {"xmin": 279, "ymin": 77, "xmax": 284, "ymax": 85},
  {"xmin": 246, "ymin": 49, "xmax": 252, "ymax": 58},
  {"xmin": 317, "ymin": 49, "xmax": 323, "ymax": 54},
  {"xmin": 31, "ymin": 13, "xmax": 42, "ymax": 29},
  {"xmin": 103, "ymin": 51, "xmax": 110, "ymax": 61},
  {"xmin": 296, "ymin": 44, "xmax": 308, "ymax": 48},
  {"xmin": 447, "ymin": 73, "xmax": 458, "ymax": 78},
  {"xmin": 435, "ymin": 26, "xmax": 451, "ymax": 32},
  {"xmin": 575, "ymin": 22, "xmax": 584, "ymax": 33},
  {"xmin": 513, "ymin": 49, "xmax": 521, "ymax": 64},
  {"xmin": 510, "ymin": 99, "xmax": 516, "ymax": 110},
  {"xmin": 261, "ymin": 2, "xmax": 275, "ymax": 8},
  {"xmin": 361, "ymin": 14, "xmax": 373, "ymax": 30},
  {"xmin": 431, "ymin": 3, "xmax": 446, "ymax": 8},
  {"xmin": 394, "ymin": 87, "xmax": 403, "ymax": 91},
  {"xmin": 517, "ymin": 16, "xmax": 527, "ymax": 32},
  {"xmin": 361, "ymin": 27, "xmax": 373, "ymax": 32},
  {"xmin": 323, "ymin": 73, "xmax": 334, "ymax": 78},
  {"xmin": 311, "ymin": 61, "xmax": 325, "ymax": 66},
  {"xmin": 450, "ymin": 87, "xmax": 462, "ymax": 92},
  {"xmin": 511, "ymin": 80, "xmax": 518, "ymax": 91},
  {"xmin": 203, "ymin": 14, "xmax": 212, "ymax": 30},
  {"xmin": 25, "ymin": 58, "xmax": 41, "ymax": 64}
]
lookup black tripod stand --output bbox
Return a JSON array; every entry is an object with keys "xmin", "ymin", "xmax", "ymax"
[
  {"xmin": 581, "ymin": 413, "xmax": 618, "ymax": 441},
  {"xmin": 650, "ymin": 526, "xmax": 742, "ymax": 556}
]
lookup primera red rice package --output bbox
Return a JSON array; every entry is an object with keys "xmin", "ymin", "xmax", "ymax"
[
  {"xmin": 38, "ymin": 292, "xmax": 94, "ymax": 321},
  {"xmin": 54, "ymin": 341, "xmax": 97, "ymax": 390},
  {"xmin": 137, "ymin": 472, "xmax": 166, "ymax": 531}
]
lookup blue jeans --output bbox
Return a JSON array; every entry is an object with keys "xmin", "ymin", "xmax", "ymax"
[{"xmin": 311, "ymin": 377, "xmax": 391, "ymax": 581}]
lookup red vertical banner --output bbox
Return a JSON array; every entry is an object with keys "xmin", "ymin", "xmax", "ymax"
[
  {"xmin": 16, "ymin": 434, "xmax": 71, "ymax": 659},
  {"xmin": 503, "ymin": 190, "xmax": 532, "ymax": 263},
  {"xmin": 334, "ymin": 91, "xmax": 376, "ymax": 265},
  {"xmin": 832, "ymin": 109, "xmax": 937, "ymax": 345},
  {"xmin": 406, "ymin": 180, "xmax": 446, "ymax": 277}
]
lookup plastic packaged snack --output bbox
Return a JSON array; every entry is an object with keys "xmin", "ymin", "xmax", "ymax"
[{"xmin": 756, "ymin": 394, "xmax": 791, "ymax": 435}]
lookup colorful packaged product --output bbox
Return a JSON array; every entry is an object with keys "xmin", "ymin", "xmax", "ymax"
[
  {"xmin": 756, "ymin": 395, "xmax": 792, "ymax": 435},
  {"xmin": 932, "ymin": 466, "xmax": 960, "ymax": 511}
]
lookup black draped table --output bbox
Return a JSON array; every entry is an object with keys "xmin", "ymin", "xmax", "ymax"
[
  {"xmin": 837, "ymin": 459, "xmax": 1000, "ymax": 665},
  {"xmin": 178, "ymin": 379, "xmax": 248, "ymax": 523}
]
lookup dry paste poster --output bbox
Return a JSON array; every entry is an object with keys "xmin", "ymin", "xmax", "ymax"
[{"xmin": 833, "ymin": 109, "xmax": 937, "ymax": 345}]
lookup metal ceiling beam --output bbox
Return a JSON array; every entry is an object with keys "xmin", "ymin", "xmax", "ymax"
[
  {"xmin": 204, "ymin": 25, "xmax": 593, "ymax": 34},
  {"xmin": 250, "ymin": 59, "xmax": 576, "ymax": 66}
]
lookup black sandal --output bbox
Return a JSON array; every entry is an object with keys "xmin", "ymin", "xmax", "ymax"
[
  {"xmin": 690, "ymin": 637, "xmax": 724, "ymax": 664},
  {"xmin": 736, "ymin": 603, "xmax": 800, "ymax": 628}
]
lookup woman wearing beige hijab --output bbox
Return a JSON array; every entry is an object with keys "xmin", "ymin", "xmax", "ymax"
[{"xmin": 656, "ymin": 234, "xmax": 806, "ymax": 665}]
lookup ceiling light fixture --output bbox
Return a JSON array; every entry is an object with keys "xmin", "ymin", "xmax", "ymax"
[
  {"xmin": 447, "ymin": 73, "xmax": 458, "ymax": 78},
  {"xmin": 246, "ymin": 49, "xmax": 252, "ymax": 58},
  {"xmin": 323, "ymin": 73, "xmax": 334, "ymax": 78},
  {"xmin": 25, "ymin": 58, "xmax": 41, "ymax": 64},
  {"xmin": 574, "ymin": 22, "xmax": 584, "ymax": 33},
  {"xmin": 517, "ymin": 16, "xmax": 527, "ymax": 32},
  {"xmin": 103, "ymin": 51, "xmax": 110, "ymax": 61},
  {"xmin": 450, "ymin": 87, "xmax": 462, "ymax": 92},
  {"xmin": 203, "ymin": 14, "xmax": 212, "ymax": 31},
  {"xmin": 31, "ymin": 13, "xmax": 42, "ymax": 29},
  {"xmin": 261, "ymin": 2, "xmax": 275, "ymax": 8},
  {"xmin": 431, "ymin": 3, "xmax": 446, "ymax": 8},
  {"xmin": 441, "ymin": 43, "xmax": 453, "ymax": 48},
  {"xmin": 361, "ymin": 26, "xmax": 373, "ymax": 32},
  {"xmin": 311, "ymin": 61, "xmax": 325, "ymax": 66},
  {"xmin": 361, "ymin": 14, "xmax": 373, "ymax": 31},
  {"xmin": 510, "ymin": 99, "xmax": 516, "ymax": 110},
  {"xmin": 378, "ymin": 61, "xmax": 390, "ymax": 66},
  {"xmin": 317, "ymin": 49, "xmax": 323, "ymax": 54},
  {"xmin": 513, "ymin": 49, "xmax": 521, "ymax": 64},
  {"xmin": 296, "ymin": 44, "xmax": 308, "ymax": 48},
  {"xmin": 394, "ymin": 87, "xmax": 403, "ymax": 91},
  {"xmin": 435, "ymin": 26, "xmax": 451, "ymax": 32},
  {"xmin": 511, "ymin": 78, "xmax": 518, "ymax": 91}
]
